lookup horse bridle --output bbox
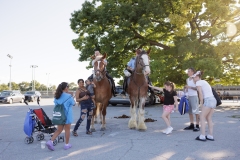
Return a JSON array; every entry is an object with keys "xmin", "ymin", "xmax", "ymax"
[
  {"xmin": 94, "ymin": 60, "xmax": 106, "ymax": 80},
  {"xmin": 134, "ymin": 54, "xmax": 149, "ymax": 75}
]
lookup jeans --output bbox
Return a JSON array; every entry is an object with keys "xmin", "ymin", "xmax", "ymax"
[{"xmin": 73, "ymin": 99, "xmax": 94, "ymax": 132}]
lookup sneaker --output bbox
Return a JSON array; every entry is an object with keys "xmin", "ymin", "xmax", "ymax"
[
  {"xmin": 193, "ymin": 127, "xmax": 200, "ymax": 132},
  {"xmin": 165, "ymin": 127, "xmax": 173, "ymax": 135},
  {"xmin": 162, "ymin": 128, "xmax": 167, "ymax": 134},
  {"xmin": 46, "ymin": 140, "xmax": 55, "ymax": 151},
  {"xmin": 64, "ymin": 144, "xmax": 72, "ymax": 150},
  {"xmin": 184, "ymin": 124, "xmax": 194, "ymax": 130}
]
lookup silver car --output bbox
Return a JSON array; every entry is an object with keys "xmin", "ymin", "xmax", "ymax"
[{"xmin": 0, "ymin": 90, "xmax": 25, "ymax": 104}]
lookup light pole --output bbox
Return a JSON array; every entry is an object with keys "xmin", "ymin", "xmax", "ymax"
[
  {"xmin": 7, "ymin": 54, "xmax": 13, "ymax": 90},
  {"xmin": 30, "ymin": 65, "xmax": 38, "ymax": 90},
  {"xmin": 46, "ymin": 73, "xmax": 50, "ymax": 95}
]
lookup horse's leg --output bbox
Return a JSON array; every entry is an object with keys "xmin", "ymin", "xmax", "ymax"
[
  {"xmin": 90, "ymin": 106, "xmax": 97, "ymax": 132},
  {"xmin": 100, "ymin": 103, "xmax": 107, "ymax": 131},
  {"xmin": 128, "ymin": 97, "xmax": 137, "ymax": 129},
  {"xmin": 137, "ymin": 97, "xmax": 147, "ymax": 130}
]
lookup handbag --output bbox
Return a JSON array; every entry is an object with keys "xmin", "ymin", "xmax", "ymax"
[
  {"xmin": 178, "ymin": 96, "xmax": 190, "ymax": 115},
  {"xmin": 52, "ymin": 96, "xmax": 71, "ymax": 125}
]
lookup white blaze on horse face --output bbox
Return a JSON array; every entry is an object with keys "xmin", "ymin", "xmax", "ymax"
[
  {"xmin": 142, "ymin": 54, "xmax": 150, "ymax": 75},
  {"xmin": 97, "ymin": 61, "xmax": 101, "ymax": 70}
]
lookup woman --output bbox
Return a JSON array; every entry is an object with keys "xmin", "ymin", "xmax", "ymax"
[
  {"xmin": 46, "ymin": 82, "xmax": 75, "ymax": 151},
  {"xmin": 149, "ymin": 81, "xmax": 178, "ymax": 135},
  {"xmin": 72, "ymin": 79, "xmax": 94, "ymax": 136},
  {"xmin": 192, "ymin": 71, "xmax": 216, "ymax": 141}
]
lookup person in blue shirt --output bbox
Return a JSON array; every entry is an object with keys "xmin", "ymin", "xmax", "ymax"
[{"xmin": 46, "ymin": 82, "xmax": 76, "ymax": 151}]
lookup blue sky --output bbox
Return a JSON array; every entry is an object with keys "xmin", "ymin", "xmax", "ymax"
[{"xmin": 0, "ymin": 0, "xmax": 94, "ymax": 87}]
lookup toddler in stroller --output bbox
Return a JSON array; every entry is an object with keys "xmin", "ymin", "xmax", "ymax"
[{"xmin": 23, "ymin": 108, "xmax": 64, "ymax": 146}]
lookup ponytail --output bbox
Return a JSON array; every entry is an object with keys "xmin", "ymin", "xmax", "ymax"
[{"xmin": 54, "ymin": 82, "xmax": 68, "ymax": 99}]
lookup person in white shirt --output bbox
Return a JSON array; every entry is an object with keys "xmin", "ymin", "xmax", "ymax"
[
  {"xmin": 184, "ymin": 68, "xmax": 200, "ymax": 131},
  {"xmin": 192, "ymin": 71, "xmax": 216, "ymax": 142}
]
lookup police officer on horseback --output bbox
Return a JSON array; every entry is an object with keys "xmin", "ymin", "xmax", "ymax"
[{"xmin": 88, "ymin": 49, "xmax": 116, "ymax": 97}]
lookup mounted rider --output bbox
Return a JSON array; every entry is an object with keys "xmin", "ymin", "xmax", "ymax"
[
  {"xmin": 88, "ymin": 49, "xmax": 116, "ymax": 97},
  {"xmin": 123, "ymin": 49, "xmax": 152, "ymax": 94}
]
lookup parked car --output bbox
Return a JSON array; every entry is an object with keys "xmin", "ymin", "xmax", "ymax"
[
  {"xmin": 0, "ymin": 90, "xmax": 25, "ymax": 104},
  {"xmin": 109, "ymin": 86, "xmax": 155, "ymax": 106},
  {"xmin": 24, "ymin": 91, "xmax": 41, "ymax": 102}
]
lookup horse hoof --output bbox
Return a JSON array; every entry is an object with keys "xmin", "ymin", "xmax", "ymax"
[
  {"xmin": 91, "ymin": 128, "xmax": 96, "ymax": 132},
  {"xmin": 100, "ymin": 128, "xmax": 105, "ymax": 131},
  {"xmin": 138, "ymin": 129, "xmax": 146, "ymax": 132}
]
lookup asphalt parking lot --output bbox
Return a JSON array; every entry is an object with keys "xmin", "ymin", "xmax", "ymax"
[{"xmin": 0, "ymin": 99, "xmax": 240, "ymax": 160}]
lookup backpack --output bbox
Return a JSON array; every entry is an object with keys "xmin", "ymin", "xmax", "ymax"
[
  {"xmin": 178, "ymin": 96, "xmax": 189, "ymax": 115},
  {"xmin": 52, "ymin": 96, "xmax": 71, "ymax": 125},
  {"xmin": 212, "ymin": 88, "xmax": 222, "ymax": 106}
]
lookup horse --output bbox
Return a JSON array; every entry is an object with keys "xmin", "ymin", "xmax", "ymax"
[
  {"xmin": 127, "ymin": 49, "xmax": 151, "ymax": 130},
  {"xmin": 90, "ymin": 53, "xmax": 112, "ymax": 131}
]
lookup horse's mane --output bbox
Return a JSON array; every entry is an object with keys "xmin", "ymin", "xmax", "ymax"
[{"xmin": 92, "ymin": 55, "xmax": 103, "ymax": 66}]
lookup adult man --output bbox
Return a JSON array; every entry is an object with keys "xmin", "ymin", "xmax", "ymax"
[
  {"xmin": 88, "ymin": 49, "xmax": 116, "ymax": 97},
  {"xmin": 184, "ymin": 67, "xmax": 200, "ymax": 131}
]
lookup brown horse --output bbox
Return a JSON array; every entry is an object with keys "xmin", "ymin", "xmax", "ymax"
[
  {"xmin": 90, "ymin": 53, "xmax": 112, "ymax": 131},
  {"xmin": 127, "ymin": 49, "xmax": 151, "ymax": 130}
]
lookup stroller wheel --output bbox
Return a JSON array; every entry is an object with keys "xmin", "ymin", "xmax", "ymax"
[
  {"xmin": 40, "ymin": 133, "xmax": 44, "ymax": 140},
  {"xmin": 24, "ymin": 137, "xmax": 30, "ymax": 144},
  {"xmin": 36, "ymin": 134, "xmax": 41, "ymax": 141},
  {"xmin": 58, "ymin": 136, "xmax": 64, "ymax": 142},
  {"xmin": 53, "ymin": 139, "xmax": 57, "ymax": 146},
  {"xmin": 30, "ymin": 136, "xmax": 34, "ymax": 143}
]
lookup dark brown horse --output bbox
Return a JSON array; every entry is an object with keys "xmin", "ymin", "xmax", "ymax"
[
  {"xmin": 90, "ymin": 53, "xmax": 112, "ymax": 131},
  {"xmin": 127, "ymin": 49, "xmax": 151, "ymax": 130}
]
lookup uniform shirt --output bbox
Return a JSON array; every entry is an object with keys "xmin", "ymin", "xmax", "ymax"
[
  {"xmin": 186, "ymin": 78, "xmax": 198, "ymax": 96},
  {"xmin": 54, "ymin": 92, "xmax": 75, "ymax": 124},
  {"xmin": 127, "ymin": 57, "xmax": 136, "ymax": 70},
  {"xmin": 196, "ymin": 80, "xmax": 213, "ymax": 99},
  {"xmin": 163, "ymin": 89, "xmax": 177, "ymax": 105}
]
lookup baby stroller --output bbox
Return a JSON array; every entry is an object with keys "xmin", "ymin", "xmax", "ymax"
[{"xmin": 23, "ymin": 108, "xmax": 64, "ymax": 146}]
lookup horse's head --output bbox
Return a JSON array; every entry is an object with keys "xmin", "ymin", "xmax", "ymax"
[
  {"xmin": 92, "ymin": 53, "xmax": 107, "ymax": 81},
  {"xmin": 135, "ymin": 49, "xmax": 151, "ymax": 75}
]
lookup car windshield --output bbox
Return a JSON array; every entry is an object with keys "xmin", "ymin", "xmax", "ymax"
[
  {"xmin": 0, "ymin": 92, "xmax": 11, "ymax": 96},
  {"xmin": 26, "ymin": 91, "xmax": 34, "ymax": 94}
]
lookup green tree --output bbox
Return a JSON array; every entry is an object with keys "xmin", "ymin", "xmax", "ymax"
[
  {"xmin": 0, "ymin": 83, "xmax": 9, "ymax": 92},
  {"xmin": 69, "ymin": 82, "xmax": 77, "ymax": 90},
  {"xmin": 70, "ymin": 0, "xmax": 240, "ymax": 86}
]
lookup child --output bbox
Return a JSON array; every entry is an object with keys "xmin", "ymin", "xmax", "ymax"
[
  {"xmin": 149, "ymin": 81, "xmax": 178, "ymax": 134},
  {"xmin": 85, "ymin": 79, "xmax": 96, "ymax": 108}
]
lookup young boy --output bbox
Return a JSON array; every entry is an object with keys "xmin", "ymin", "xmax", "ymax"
[{"xmin": 85, "ymin": 79, "xmax": 96, "ymax": 108}]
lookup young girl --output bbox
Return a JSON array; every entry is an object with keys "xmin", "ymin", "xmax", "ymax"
[
  {"xmin": 46, "ymin": 82, "xmax": 76, "ymax": 151},
  {"xmin": 85, "ymin": 79, "xmax": 96, "ymax": 108},
  {"xmin": 149, "ymin": 81, "xmax": 178, "ymax": 134},
  {"xmin": 192, "ymin": 71, "xmax": 216, "ymax": 141}
]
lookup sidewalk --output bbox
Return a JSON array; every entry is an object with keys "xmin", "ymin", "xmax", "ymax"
[{"xmin": 0, "ymin": 100, "xmax": 239, "ymax": 160}]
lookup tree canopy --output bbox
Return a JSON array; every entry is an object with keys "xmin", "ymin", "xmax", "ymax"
[{"xmin": 70, "ymin": 0, "xmax": 240, "ymax": 87}]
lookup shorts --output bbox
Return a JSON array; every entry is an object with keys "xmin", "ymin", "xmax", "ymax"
[
  {"xmin": 204, "ymin": 97, "xmax": 217, "ymax": 108},
  {"xmin": 188, "ymin": 96, "xmax": 199, "ymax": 114},
  {"xmin": 163, "ymin": 105, "xmax": 174, "ymax": 113},
  {"xmin": 90, "ymin": 93, "xmax": 95, "ymax": 97}
]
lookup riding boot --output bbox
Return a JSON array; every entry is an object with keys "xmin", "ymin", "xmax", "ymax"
[
  {"xmin": 106, "ymin": 72, "xmax": 116, "ymax": 97},
  {"xmin": 147, "ymin": 76, "xmax": 153, "ymax": 93},
  {"xmin": 88, "ymin": 74, "xmax": 94, "ymax": 81},
  {"xmin": 122, "ymin": 77, "xmax": 128, "ymax": 96}
]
